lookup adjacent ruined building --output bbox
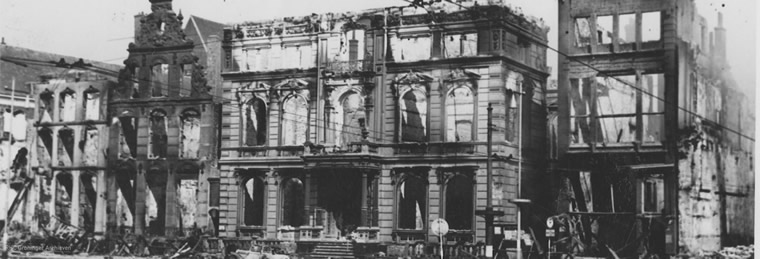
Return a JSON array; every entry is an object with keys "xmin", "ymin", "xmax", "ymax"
[
  {"xmin": 106, "ymin": 0, "xmax": 220, "ymax": 238},
  {"xmin": 553, "ymin": 0, "xmax": 754, "ymax": 257},
  {"xmin": 218, "ymin": 0, "xmax": 549, "ymax": 257}
]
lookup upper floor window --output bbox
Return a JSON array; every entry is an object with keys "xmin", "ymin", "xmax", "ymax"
[
  {"xmin": 151, "ymin": 64, "xmax": 169, "ymax": 97},
  {"xmin": 400, "ymin": 90, "xmax": 427, "ymax": 142},
  {"xmin": 390, "ymin": 35, "xmax": 431, "ymax": 62},
  {"xmin": 492, "ymin": 29, "xmax": 516, "ymax": 52},
  {"xmin": 59, "ymin": 88, "xmax": 76, "ymax": 122},
  {"xmin": 83, "ymin": 87, "xmax": 100, "ymax": 121},
  {"xmin": 58, "ymin": 127, "xmax": 75, "ymax": 166},
  {"xmin": 179, "ymin": 109, "xmax": 201, "ymax": 159},
  {"xmin": 444, "ymin": 33, "xmax": 478, "ymax": 58},
  {"xmin": 641, "ymin": 12, "xmax": 662, "ymax": 42},
  {"xmin": 281, "ymin": 177, "xmax": 304, "ymax": 227},
  {"xmin": 396, "ymin": 172, "xmax": 427, "ymax": 230},
  {"xmin": 179, "ymin": 64, "xmax": 193, "ymax": 97},
  {"xmin": 445, "ymin": 86, "xmax": 475, "ymax": 142},
  {"xmin": 118, "ymin": 116, "xmax": 138, "ymax": 159},
  {"xmin": 38, "ymin": 128, "xmax": 53, "ymax": 164},
  {"xmin": 11, "ymin": 111, "xmax": 26, "ymax": 141},
  {"xmin": 241, "ymin": 176, "xmax": 266, "ymax": 226},
  {"xmin": 244, "ymin": 97, "xmax": 268, "ymax": 146},
  {"xmin": 335, "ymin": 92, "xmax": 365, "ymax": 148},
  {"xmin": 82, "ymin": 126, "xmax": 99, "ymax": 166},
  {"xmin": 574, "ymin": 17, "xmax": 592, "ymax": 47},
  {"xmin": 39, "ymin": 90, "xmax": 54, "ymax": 123},
  {"xmin": 246, "ymin": 48, "xmax": 269, "ymax": 71},
  {"xmin": 281, "ymin": 95, "xmax": 308, "ymax": 145},
  {"xmin": 149, "ymin": 109, "xmax": 168, "ymax": 159},
  {"xmin": 444, "ymin": 174, "xmax": 474, "ymax": 231}
]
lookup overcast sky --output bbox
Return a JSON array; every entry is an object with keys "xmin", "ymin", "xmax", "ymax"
[{"xmin": 0, "ymin": 0, "xmax": 755, "ymax": 93}]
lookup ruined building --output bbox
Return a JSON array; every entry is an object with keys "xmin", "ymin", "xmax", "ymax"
[
  {"xmin": 553, "ymin": 0, "xmax": 754, "ymax": 257},
  {"xmin": 217, "ymin": 1, "xmax": 549, "ymax": 257},
  {"xmin": 106, "ymin": 0, "xmax": 220, "ymax": 237}
]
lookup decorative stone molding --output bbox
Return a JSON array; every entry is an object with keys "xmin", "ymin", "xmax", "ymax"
[
  {"xmin": 391, "ymin": 70, "xmax": 433, "ymax": 98},
  {"xmin": 274, "ymin": 78, "xmax": 311, "ymax": 102},
  {"xmin": 131, "ymin": 2, "xmax": 193, "ymax": 49},
  {"xmin": 440, "ymin": 68, "xmax": 480, "ymax": 97},
  {"xmin": 235, "ymin": 82, "xmax": 272, "ymax": 106},
  {"xmin": 390, "ymin": 166, "xmax": 431, "ymax": 186},
  {"xmin": 435, "ymin": 166, "xmax": 478, "ymax": 185}
]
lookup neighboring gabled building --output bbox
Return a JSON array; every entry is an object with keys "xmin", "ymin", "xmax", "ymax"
[{"xmin": 217, "ymin": 1, "xmax": 550, "ymax": 257}]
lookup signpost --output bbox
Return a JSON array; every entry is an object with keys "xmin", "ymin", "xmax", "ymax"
[{"xmin": 431, "ymin": 218, "xmax": 449, "ymax": 259}]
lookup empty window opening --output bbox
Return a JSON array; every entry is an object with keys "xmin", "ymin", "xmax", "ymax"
[
  {"xmin": 445, "ymin": 33, "xmax": 478, "ymax": 57},
  {"xmin": 642, "ymin": 12, "xmax": 661, "ymax": 42},
  {"xmin": 595, "ymin": 75, "xmax": 637, "ymax": 143},
  {"xmin": 59, "ymin": 88, "xmax": 76, "ymax": 122},
  {"xmin": 39, "ymin": 90, "xmax": 54, "ymax": 122},
  {"xmin": 151, "ymin": 64, "xmax": 169, "ymax": 97},
  {"xmin": 574, "ymin": 17, "xmax": 592, "ymax": 47},
  {"xmin": 149, "ymin": 110, "xmax": 168, "ymax": 159},
  {"xmin": 180, "ymin": 64, "xmax": 193, "ymax": 97},
  {"xmin": 642, "ymin": 178, "xmax": 664, "ymax": 213},
  {"xmin": 179, "ymin": 109, "xmax": 201, "ymax": 159},
  {"xmin": 397, "ymin": 174, "xmax": 426, "ymax": 230},
  {"xmin": 83, "ymin": 87, "xmax": 100, "ymax": 121},
  {"xmin": 281, "ymin": 178, "xmax": 304, "ymax": 227},
  {"xmin": 446, "ymin": 86, "xmax": 474, "ymax": 142},
  {"xmin": 334, "ymin": 92, "xmax": 365, "ymax": 148},
  {"xmin": 177, "ymin": 178, "xmax": 198, "ymax": 233},
  {"xmin": 80, "ymin": 172, "xmax": 98, "ymax": 232},
  {"xmin": 131, "ymin": 67, "xmax": 140, "ymax": 99},
  {"xmin": 38, "ymin": 128, "xmax": 53, "ymax": 165},
  {"xmin": 619, "ymin": 14, "xmax": 636, "ymax": 44},
  {"xmin": 57, "ymin": 128, "xmax": 75, "ymax": 166},
  {"xmin": 596, "ymin": 16, "xmax": 614, "ymax": 44},
  {"xmin": 445, "ymin": 174, "xmax": 473, "ymax": 230},
  {"xmin": 390, "ymin": 35, "xmax": 432, "ymax": 62},
  {"xmin": 119, "ymin": 117, "xmax": 138, "ymax": 159},
  {"xmin": 242, "ymin": 177, "xmax": 265, "ymax": 226},
  {"xmin": 55, "ymin": 172, "xmax": 74, "ymax": 225},
  {"xmin": 12, "ymin": 111, "xmax": 26, "ymax": 141},
  {"xmin": 281, "ymin": 95, "xmax": 308, "ymax": 145},
  {"xmin": 400, "ymin": 89, "xmax": 427, "ymax": 142},
  {"xmin": 244, "ymin": 98, "xmax": 267, "ymax": 146},
  {"xmin": 82, "ymin": 127, "xmax": 99, "ymax": 166}
]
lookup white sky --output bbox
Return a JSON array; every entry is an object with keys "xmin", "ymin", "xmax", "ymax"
[{"xmin": 0, "ymin": 0, "xmax": 755, "ymax": 91}]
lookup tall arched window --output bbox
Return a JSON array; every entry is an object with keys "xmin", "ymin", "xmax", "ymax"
[
  {"xmin": 281, "ymin": 178, "xmax": 304, "ymax": 227},
  {"xmin": 83, "ymin": 87, "xmax": 101, "ymax": 121},
  {"xmin": 119, "ymin": 116, "xmax": 138, "ymax": 159},
  {"xmin": 244, "ymin": 98, "xmax": 267, "ymax": 146},
  {"xmin": 397, "ymin": 174, "xmax": 427, "ymax": 230},
  {"xmin": 445, "ymin": 175, "xmax": 474, "ymax": 230},
  {"xmin": 58, "ymin": 128, "xmax": 75, "ymax": 166},
  {"xmin": 445, "ymin": 86, "xmax": 474, "ymax": 142},
  {"xmin": 38, "ymin": 128, "xmax": 53, "ymax": 165},
  {"xmin": 336, "ymin": 92, "xmax": 365, "ymax": 147},
  {"xmin": 282, "ymin": 95, "xmax": 308, "ymax": 145},
  {"xmin": 82, "ymin": 126, "xmax": 99, "ymax": 166},
  {"xmin": 400, "ymin": 90, "xmax": 427, "ymax": 142},
  {"xmin": 39, "ymin": 90, "xmax": 54, "ymax": 122},
  {"xmin": 80, "ymin": 172, "xmax": 98, "ymax": 232},
  {"xmin": 59, "ymin": 88, "xmax": 76, "ymax": 122},
  {"xmin": 242, "ymin": 177, "xmax": 266, "ymax": 226},
  {"xmin": 55, "ymin": 172, "xmax": 73, "ymax": 224},
  {"xmin": 149, "ymin": 110, "xmax": 168, "ymax": 159},
  {"xmin": 151, "ymin": 64, "xmax": 169, "ymax": 97},
  {"xmin": 179, "ymin": 109, "xmax": 201, "ymax": 159}
]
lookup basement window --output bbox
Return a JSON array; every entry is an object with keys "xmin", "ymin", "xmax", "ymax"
[{"xmin": 642, "ymin": 12, "xmax": 662, "ymax": 42}]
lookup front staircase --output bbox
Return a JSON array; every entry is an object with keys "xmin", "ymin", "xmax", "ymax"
[{"xmin": 310, "ymin": 241, "xmax": 354, "ymax": 258}]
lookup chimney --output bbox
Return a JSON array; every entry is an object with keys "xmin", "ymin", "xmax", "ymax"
[{"xmin": 714, "ymin": 12, "xmax": 727, "ymax": 65}]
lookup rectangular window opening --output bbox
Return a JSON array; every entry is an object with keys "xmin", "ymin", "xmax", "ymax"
[{"xmin": 642, "ymin": 12, "xmax": 662, "ymax": 42}]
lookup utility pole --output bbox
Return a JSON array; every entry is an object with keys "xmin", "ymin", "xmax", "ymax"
[
  {"xmin": 477, "ymin": 103, "xmax": 503, "ymax": 258},
  {"xmin": 2, "ymin": 77, "xmax": 15, "ymax": 257}
]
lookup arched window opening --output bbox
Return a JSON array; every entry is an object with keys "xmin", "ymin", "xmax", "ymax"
[
  {"xmin": 39, "ymin": 90, "xmax": 54, "ymax": 122},
  {"xmin": 397, "ymin": 175, "xmax": 426, "ymax": 230},
  {"xmin": 242, "ymin": 177, "xmax": 266, "ymax": 226},
  {"xmin": 446, "ymin": 87, "xmax": 474, "ymax": 142},
  {"xmin": 80, "ymin": 172, "xmax": 98, "ymax": 232},
  {"xmin": 149, "ymin": 110, "xmax": 168, "ymax": 159},
  {"xmin": 281, "ymin": 178, "xmax": 304, "ymax": 227},
  {"xmin": 83, "ymin": 87, "xmax": 101, "ymax": 120},
  {"xmin": 82, "ymin": 126, "xmax": 99, "ymax": 166},
  {"xmin": 58, "ymin": 128, "xmax": 75, "ymax": 166},
  {"xmin": 179, "ymin": 109, "xmax": 201, "ymax": 159},
  {"xmin": 180, "ymin": 64, "xmax": 193, "ymax": 97},
  {"xmin": 335, "ymin": 92, "xmax": 365, "ymax": 147},
  {"xmin": 119, "ymin": 116, "xmax": 138, "ymax": 159},
  {"xmin": 151, "ymin": 63, "xmax": 169, "ymax": 97},
  {"xmin": 55, "ymin": 172, "xmax": 74, "ymax": 225},
  {"xmin": 59, "ymin": 88, "xmax": 76, "ymax": 122},
  {"xmin": 244, "ymin": 98, "xmax": 267, "ymax": 146},
  {"xmin": 282, "ymin": 96, "xmax": 308, "ymax": 145},
  {"xmin": 445, "ymin": 175, "xmax": 473, "ymax": 230},
  {"xmin": 11, "ymin": 110, "xmax": 26, "ymax": 141},
  {"xmin": 400, "ymin": 90, "xmax": 427, "ymax": 142},
  {"xmin": 38, "ymin": 128, "xmax": 53, "ymax": 165}
]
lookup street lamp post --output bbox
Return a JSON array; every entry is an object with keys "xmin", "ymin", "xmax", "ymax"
[{"xmin": 477, "ymin": 103, "xmax": 504, "ymax": 258}]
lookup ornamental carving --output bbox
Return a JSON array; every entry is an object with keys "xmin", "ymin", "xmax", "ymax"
[
  {"xmin": 131, "ymin": 3, "xmax": 193, "ymax": 49},
  {"xmin": 391, "ymin": 70, "xmax": 433, "ymax": 98},
  {"xmin": 274, "ymin": 78, "xmax": 311, "ymax": 101},
  {"xmin": 236, "ymin": 82, "xmax": 272, "ymax": 106},
  {"xmin": 435, "ymin": 166, "xmax": 478, "ymax": 185},
  {"xmin": 390, "ymin": 167, "xmax": 430, "ymax": 186},
  {"xmin": 190, "ymin": 59, "xmax": 210, "ymax": 97},
  {"xmin": 440, "ymin": 68, "xmax": 481, "ymax": 96}
]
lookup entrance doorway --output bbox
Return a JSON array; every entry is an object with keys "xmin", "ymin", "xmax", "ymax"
[{"xmin": 316, "ymin": 171, "xmax": 361, "ymax": 238}]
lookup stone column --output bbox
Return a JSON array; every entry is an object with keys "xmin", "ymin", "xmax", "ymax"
[
  {"xmin": 304, "ymin": 171, "xmax": 312, "ymax": 226},
  {"xmin": 360, "ymin": 170, "xmax": 368, "ymax": 226},
  {"xmin": 94, "ymin": 170, "xmax": 107, "ymax": 235},
  {"xmin": 164, "ymin": 169, "xmax": 177, "ymax": 236},
  {"xmin": 70, "ymin": 170, "xmax": 81, "ymax": 228},
  {"xmin": 134, "ymin": 166, "xmax": 146, "ymax": 235}
]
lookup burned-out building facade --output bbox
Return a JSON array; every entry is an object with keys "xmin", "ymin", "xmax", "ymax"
[
  {"xmin": 217, "ymin": 1, "xmax": 550, "ymax": 257},
  {"xmin": 554, "ymin": 0, "xmax": 754, "ymax": 257},
  {"xmin": 106, "ymin": 0, "xmax": 220, "ymax": 237}
]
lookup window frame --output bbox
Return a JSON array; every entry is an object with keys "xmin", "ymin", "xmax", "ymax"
[
  {"xmin": 280, "ymin": 94, "xmax": 310, "ymax": 146},
  {"xmin": 394, "ymin": 171, "xmax": 429, "ymax": 231},
  {"xmin": 443, "ymin": 83, "xmax": 477, "ymax": 143},
  {"xmin": 237, "ymin": 173, "xmax": 268, "ymax": 228},
  {"xmin": 279, "ymin": 177, "xmax": 305, "ymax": 228},
  {"xmin": 148, "ymin": 109, "xmax": 169, "ymax": 159},
  {"xmin": 441, "ymin": 172, "xmax": 476, "ymax": 232}
]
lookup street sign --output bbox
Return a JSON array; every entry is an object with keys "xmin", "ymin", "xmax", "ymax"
[
  {"xmin": 431, "ymin": 218, "xmax": 449, "ymax": 236},
  {"xmin": 546, "ymin": 229, "xmax": 555, "ymax": 238}
]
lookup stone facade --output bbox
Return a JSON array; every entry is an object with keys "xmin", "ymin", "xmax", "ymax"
[{"xmin": 217, "ymin": 1, "xmax": 549, "ymax": 257}]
